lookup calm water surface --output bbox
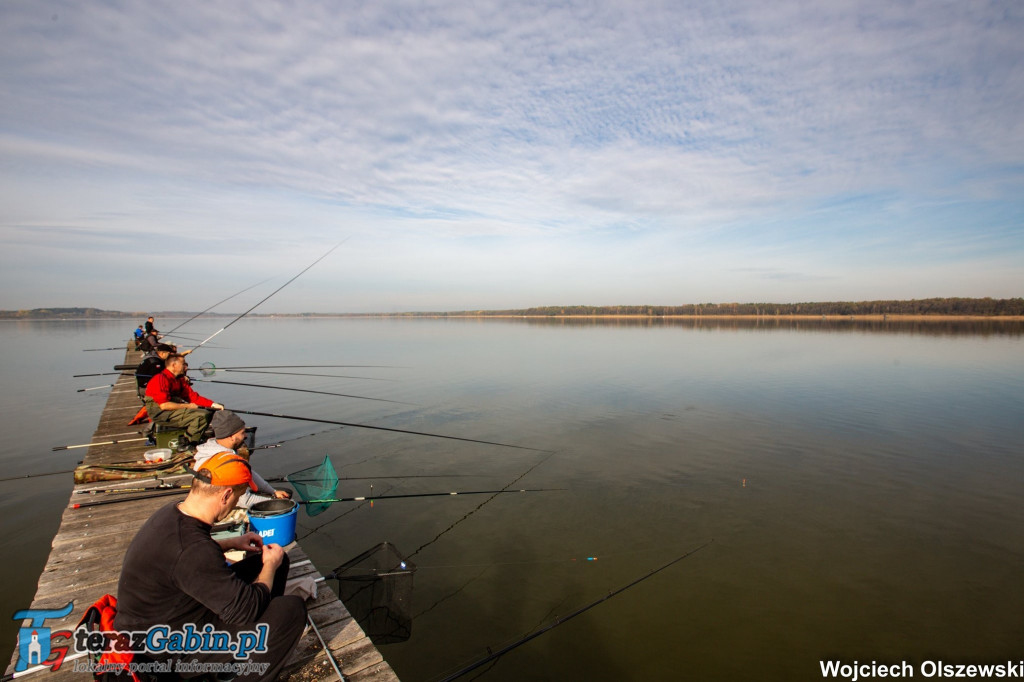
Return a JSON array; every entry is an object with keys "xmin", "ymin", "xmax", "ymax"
[{"xmin": 1, "ymin": 317, "xmax": 1022, "ymax": 681}]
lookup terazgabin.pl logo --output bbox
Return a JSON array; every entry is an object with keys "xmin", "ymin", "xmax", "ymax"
[{"xmin": 12, "ymin": 602, "xmax": 75, "ymax": 673}]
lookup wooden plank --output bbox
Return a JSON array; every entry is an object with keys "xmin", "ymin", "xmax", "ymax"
[{"xmin": 7, "ymin": 347, "xmax": 399, "ymax": 681}]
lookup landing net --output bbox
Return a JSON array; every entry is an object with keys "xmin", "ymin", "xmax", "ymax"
[
  {"xmin": 331, "ymin": 542, "xmax": 416, "ymax": 644},
  {"xmin": 286, "ymin": 455, "xmax": 339, "ymax": 517}
]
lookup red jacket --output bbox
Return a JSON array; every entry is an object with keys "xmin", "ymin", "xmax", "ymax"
[{"xmin": 145, "ymin": 369, "xmax": 213, "ymax": 408}]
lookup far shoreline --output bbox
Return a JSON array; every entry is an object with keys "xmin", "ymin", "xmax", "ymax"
[
  {"xmin": 381, "ymin": 313, "xmax": 1024, "ymax": 321},
  {"xmin": 3, "ymin": 313, "xmax": 1024, "ymax": 322}
]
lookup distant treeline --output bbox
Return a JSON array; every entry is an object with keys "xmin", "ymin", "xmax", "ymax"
[
  {"xmin": 3, "ymin": 298, "xmax": 1022, "ymax": 319},
  {"xmin": 0, "ymin": 307, "xmax": 139, "ymax": 319},
  {"xmin": 0, "ymin": 307, "xmax": 215, "ymax": 320},
  {"xmin": 414, "ymin": 298, "xmax": 1024, "ymax": 318}
]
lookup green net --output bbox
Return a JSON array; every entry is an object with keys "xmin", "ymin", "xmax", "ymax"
[{"xmin": 286, "ymin": 455, "xmax": 339, "ymax": 516}]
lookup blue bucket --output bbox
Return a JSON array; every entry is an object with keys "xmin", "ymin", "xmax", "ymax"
[{"xmin": 248, "ymin": 499, "xmax": 298, "ymax": 546}]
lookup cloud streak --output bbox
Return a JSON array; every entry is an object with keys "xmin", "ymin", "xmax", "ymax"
[{"xmin": 0, "ymin": 0, "xmax": 1021, "ymax": 310}]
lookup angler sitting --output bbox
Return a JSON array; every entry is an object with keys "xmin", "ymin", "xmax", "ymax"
[
  {"xmin": 195, "ymin": 411, "xmax": 292, "ymax": 509},
  {"xmin": 144, "ymin": 353, "xmax": 224, "ymax": 446},
  {"xmin": 114, "ymin": 452, "xmax": 306, "ymax": 681}
]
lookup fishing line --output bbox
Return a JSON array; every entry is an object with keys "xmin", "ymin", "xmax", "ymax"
[
  {"xmin": 396, "ymin": 453, "xmax": 561, "ymax": 621},
  {"xmin": 407, "ymin": 451, "xmax": 556, "ymax": 561},
  {"xmin": 161, "ymin": 276, "xmax": 273, "ymax": 336},
  {"xmin": 250, "ymin": 426, "xmax": 345, "ymax": 452},
  {"xmin": 191, "ymin": 242, "xmax": 343, "ymax": 352},
  {"xmin": 294, "ymin": 483, "xmax": 399, "ymax": 542},
  {"xmin": 160, "ymin": 330, "xmax": 206, "ymax": 337},
  {"xmin": 302, "ymin": 456, "xmax": 542, "ymax": 667},
  {"xmin": 413, "ymin": 566, "xmax": 491, "ymax": 621},
  {"xmin": 331, "ymin": 445, "xmax": 405, "ymax": 472},
  {"xmin": 436, "ymin": 539, "xmax": 714, "ymax": 682}
]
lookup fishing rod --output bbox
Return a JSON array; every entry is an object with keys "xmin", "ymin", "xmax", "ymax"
[
  {"xmin": 0, "ymin": 467, "xmax": 79, "ymax": 483},
  {"xmin": 83, "ymin": 347, "xmax": 126, "ymax": 352},
  {"xmin": 200, "ymin": 364, "xmax": 404, "ymax": 370},
  {"xmin": 77, "ymin": 384, "xmax": 114, "ymax": 392},
  {"xmin": 191, "ymin": 242, "xmax": 343, "ymax": 353},
  {"xmin": 35, "ymin": 427, "xmax": 331, "ymax": 480},
  {"xmin": 99, "ymin": 364, "xmax": 393, "ymax": 378},
  {"xmin": 73, "ymin": 483, "xmax": 183, "ymax": 495},
  {"xmin": 161, "ymin": 276, "xmax": 273, "ymax": 337},
  {"xmin": 190, "ymin": 377, "xmax": 409, "ymax": 405},
  {"xmin": 306, "ymin": 613, "xmax": 346, "ymax": 681},
  {"xmin": 301, "ymin": 488, "xmax": 563, "ymax": 504},
  {"xmin": 52, "ymin": 436, "xmax": 149, "ymax": 451},
  {"xmin": 69, "ymin": 487, "xmax": 188, "ymax": 509},
  {"xmin": 200, "ymin": 368, "xmax": 394, "ymax": 382},
  {"xmin": 76, "ymin": 372, "xmax": 401, "ymax": 407},
  {"xmin": 229, "ymin": 408, "xmax": 552, "ymax": 453},
  {"xmin": 293, "ymin": 447, "xmax": 557, "ymax": 544},
  {"xmin": 270, "ymin": 474, "xmax": 485, "ymax": 483},
  {"xmin": 438, "ymin": 540, "xmax": 714, "ymax": 681}
]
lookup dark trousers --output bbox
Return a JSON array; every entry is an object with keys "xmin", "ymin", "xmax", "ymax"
[
  {"xmin": 138, "ymin": 554, "xmax": 307, "ymax": 682},
  {"xmin": 201, "ymin": 553, "xmax": 307, "ymax": 681}
]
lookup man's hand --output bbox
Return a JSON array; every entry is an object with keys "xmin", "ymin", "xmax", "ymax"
[
  {"xmin": 210, "ymin": 402, "xmax": 224, "ymax": 410},
  {"xmin": 261, "ymin": 543, "xmax": 285, "ymax": 572},
  {"xmin": 218, "ymin": 532, "xmax": 263, "ymax": 553},
  {"xmin": 274, "ymin": 490, "xmax": 292, "ymax": 499}
]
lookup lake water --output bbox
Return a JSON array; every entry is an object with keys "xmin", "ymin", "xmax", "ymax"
[{"xmin": 1, "ymin": 317, "xmax": 1022, "ymax": 681}]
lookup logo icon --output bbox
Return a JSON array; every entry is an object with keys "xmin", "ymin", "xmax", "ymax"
[{"xmin": 12, "ymin": 602, "xmax": 74, "ymax": 672}]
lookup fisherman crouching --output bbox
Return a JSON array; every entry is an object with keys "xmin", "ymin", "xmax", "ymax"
[
  {"xmin": 144, "ymin": 353, "xmax": 223, "ymax": 447},
  {"xmin": 194, "ymin": 411, "xmax": 292, "ymax": 509},
  {"xmin": 114, "ymin": 452, "xmax": 306, "ymax": 681}
]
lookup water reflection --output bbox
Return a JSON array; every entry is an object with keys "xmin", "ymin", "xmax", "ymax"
[
  {"xmin": 3, "ymin": 317, "xmax": 1023, "ymax": 681},
  {"xmin": 451, "ymin": 315, "xmax": 1024, "ymax": 337}
]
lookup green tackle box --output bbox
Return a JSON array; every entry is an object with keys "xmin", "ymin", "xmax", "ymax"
[{"xmin": 153, "ymin": 425, "xmax": 188, "ymax": 451}]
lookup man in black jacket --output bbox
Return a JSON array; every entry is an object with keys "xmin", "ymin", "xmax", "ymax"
[
  {"xmin": 135, "ymin": 344, "xmax": 174, "ymax": 400},
  {"xmin": 114, "ymin": 453, "xmax": 306, "ymax": 681}
]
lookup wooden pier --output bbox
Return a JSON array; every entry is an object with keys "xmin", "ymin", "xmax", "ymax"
[{"xmin": 6, "ymin": 348, "xmax": 399, "ymax": 681}]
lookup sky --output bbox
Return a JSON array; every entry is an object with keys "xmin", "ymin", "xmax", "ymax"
[{"xmin": 1, "ymin": 0, "xmax": 1022, "ymax": 313}]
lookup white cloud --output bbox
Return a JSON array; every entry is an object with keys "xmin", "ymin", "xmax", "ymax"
[{"xmin": 0, "ymin": 0, "xmax": 1021, "ymax": 310}]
